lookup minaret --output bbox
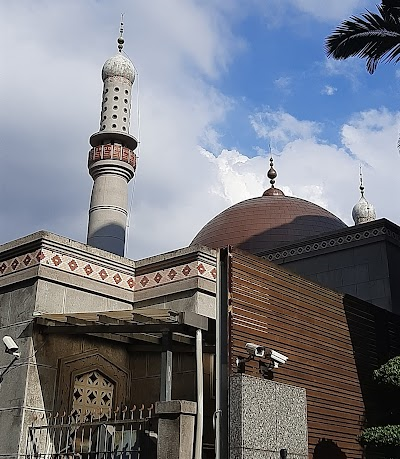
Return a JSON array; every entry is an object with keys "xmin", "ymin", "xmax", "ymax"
[
  {"xmin": 352, "ymin": 167, "xmax": 376, "ymax": 225},
  {"xmin": 87, "ymin": 19, "xmax": 137, "ymax": 256}
]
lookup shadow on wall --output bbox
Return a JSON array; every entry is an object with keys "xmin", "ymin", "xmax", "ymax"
[
  {"xmin": 241, "ymin": 214, "xmax": 346, "ymax": 255},
  {"xmin": 87, "ymin": 223, "xmax": 126, "ymax": 256},
  {"xmin": 313, "ymin": 439, "xmax": 347, "ymax": 459},
  {"xmin": 344, "ymin": 295, "xmax": 400, "ymax": 429}
]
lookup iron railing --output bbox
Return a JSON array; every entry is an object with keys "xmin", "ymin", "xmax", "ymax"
[{"xmin": 23, "ymin": 405, "xmax": 157, "ymax": 459}]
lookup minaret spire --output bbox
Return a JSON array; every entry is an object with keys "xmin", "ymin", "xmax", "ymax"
[
  {"xmin": 359, "ymin": 165, "xmax": 365, "ymax": 198},
  {"xmin": 118, "ymin": 14, "xmax": 124, "ymax": 53},
  {"xmin": 87, "ymin": 20, "xmax": 138, "ymax": 256}
]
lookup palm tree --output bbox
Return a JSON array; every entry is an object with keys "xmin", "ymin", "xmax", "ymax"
[{"xmin": 325, "ymin": 0, "xmax": 400, "ymax": 74}]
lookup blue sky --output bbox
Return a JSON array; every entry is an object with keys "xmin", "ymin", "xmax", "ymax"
[
  {"xmin": 218, "ymin": 3, "xmax": 400, "ymax": 152},
  {"xmin": 1, "ymin": 0, "xmax": 400, "ymax": 259}
]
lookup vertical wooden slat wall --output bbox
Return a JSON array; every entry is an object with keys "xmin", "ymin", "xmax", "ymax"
[{"xmin": 228, "ymin": 248, "xmax": 400, "ymax": 459}]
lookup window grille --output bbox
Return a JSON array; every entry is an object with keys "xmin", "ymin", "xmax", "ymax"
[{"xmin": 72, "ymin": 370, "xmax": 114, "ymax": 416}]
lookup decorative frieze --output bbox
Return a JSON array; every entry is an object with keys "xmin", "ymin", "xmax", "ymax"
[
  {"xmin": 88, "ymin": 143, "xmax": 136, "ymax": 169},
  {"xmin": 0, "ymin": 240, "xmax": 217, "ymax": 293}
]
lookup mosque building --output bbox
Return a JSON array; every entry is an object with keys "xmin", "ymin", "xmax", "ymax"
[{"xmin": 1, "ymin": 22, "xmax": 400, "ymax": 459}]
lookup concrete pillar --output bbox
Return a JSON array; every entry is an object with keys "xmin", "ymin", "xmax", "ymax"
[
  {"xmin": 155, "ymin": 400, "xmax": 197, "ymax": 459},
  {"xmin": 229, "ymin": 374, "xmax": 308, "ymax": 459}
]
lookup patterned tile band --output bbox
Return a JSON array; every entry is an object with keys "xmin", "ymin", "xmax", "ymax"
[
  {"xmin": 262, "ymin": 226, "xmax": 390, "ymax": 262},
  {"xmin": 0, "ymin": 248, "xmax": 217, "ymax": 292},
  {"xmin": 88, "ymin": 143, "xmax": 136, "ymax": 169}
]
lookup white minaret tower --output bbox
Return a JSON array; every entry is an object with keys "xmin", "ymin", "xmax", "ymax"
[{"xmin": 87, "ymin": 19, "xmax": 137, "ymax": 256}]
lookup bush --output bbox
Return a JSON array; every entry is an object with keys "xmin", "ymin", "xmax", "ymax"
[
  {"xmin": 374, "ymin": 356, "xmax": 400, "ymax": 388},
  {"xmin": 360, "ymin": 425, "xmax": 400, "ymax": 447}
]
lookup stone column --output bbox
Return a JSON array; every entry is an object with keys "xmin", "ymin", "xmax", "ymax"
[
  {"xmin": 155, "ymin": 400, "xmax": 197, "ymax": 459},
  {"xmin": 229, "ymin": 374, "xmax": 308, "ymax": 459}
]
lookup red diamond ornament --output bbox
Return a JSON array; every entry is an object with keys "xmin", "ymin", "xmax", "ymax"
[{"xmin": 99, "ymin": 269, "xmax": 108, "ymax": 280}]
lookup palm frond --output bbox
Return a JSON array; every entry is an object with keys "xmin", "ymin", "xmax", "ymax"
[{"xmin": 325, "ymin": 3, "xmax": 400, "ymax": 73}]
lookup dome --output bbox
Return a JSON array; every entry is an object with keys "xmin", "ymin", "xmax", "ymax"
[
  {"xmin": 352, "ymin": 196, "xmax": 376, "ymax": 225},
  {"xmin": 190, "ymin": 195, "xmax": 347, "ymax": 255},
  {"xmin": 102, "ymin": 53, "xmax": 135, "ymax": 84}
]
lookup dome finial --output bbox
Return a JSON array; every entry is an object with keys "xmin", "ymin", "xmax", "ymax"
[
  {"xmin": 352, "ymin": 165, "xmax": 376, "ymax": 225},
  {"xmin": 267, "ymin": 156, "xmax": 277, "ymax": 188},
  {"xmin": 117, "ymin": 14, "xmax": 125, "ymax": 53},
  {"xmin": 359, "ymin": 165, "xmax": 365, "ymax": 197},
  {"xmin": 263, "ymin": 154, "xmax": 284, "ymax": 197}
]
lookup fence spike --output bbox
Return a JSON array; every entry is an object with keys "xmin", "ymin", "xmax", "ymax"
[{"xmin": 139, "ymin": 404, "xmax": 145, "ymax": 420}]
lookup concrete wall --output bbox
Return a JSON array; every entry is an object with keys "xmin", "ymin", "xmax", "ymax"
[
  {"xmin": 0, "ymin": 280, "xmax": 37, "ymax": 458},
  {"xmin": 229, "ymin": 374, "xmax": 308, "ymax": 459},
  {"xmin": 0, "ymin": 232, "xmax": 218, "ymax": 457},
  {"xmin": 278, "ymin": 241, "xmax": 393, "ymax": 311}
]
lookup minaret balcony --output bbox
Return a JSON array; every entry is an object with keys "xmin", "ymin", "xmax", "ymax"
[{"xmin": 88, "ymin": 143, "xmax": 136, "ymax": 170}]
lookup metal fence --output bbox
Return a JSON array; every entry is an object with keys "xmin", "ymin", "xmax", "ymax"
[{"xmin": 23, "ymin": 405, "xmax": 157, "ymax": 459}]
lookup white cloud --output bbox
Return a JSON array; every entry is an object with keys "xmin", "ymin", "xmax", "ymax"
[
  {"xmin": 274, "ymin": 76, "xmax": 292, "ymax": 93},
  {"xmin": 321, "ymin": 85, "xmax": 337, "ymax": 96},
  {"xmin": 200, "ymin": 108, "xmax": 400, "ymax": 228},
  {"xmin": 249, "ymin": 110, "xmax": 321, "ymax": 147},
  {"xmin": 323, "ymin": 58, "xmax": 362, "ymax": 89}
]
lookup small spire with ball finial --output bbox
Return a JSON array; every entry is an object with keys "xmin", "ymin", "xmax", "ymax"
[
  {"xmin": 117, "ymin": 14, "xmax": 124, "ymax": 53},
  {"xmin": 267, "ymin": 157, "xmax": 277, "ymax": 188},
  {"xmin": 359, "ymin": 165, "xmax": 365, "ymax": 198},
  {"xmin": 263, "ymin": 155, "xmax": 284, "ymax": 196}
]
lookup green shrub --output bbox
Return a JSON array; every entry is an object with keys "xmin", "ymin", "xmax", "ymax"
[
  {"xmin": 374, "ymin": 356, "xmax": 400, "ymax": 388},
  {"xmin": 360, "ymin": 425, "xmax": 400, "ymax": 447}
]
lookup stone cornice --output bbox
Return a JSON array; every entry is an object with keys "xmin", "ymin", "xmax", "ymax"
[
  {"xmin": 0, "ymin": 232, "xmax": 217, "ymax": 300},
  {"xmin": 257, "ymin": 218, "xmax": 400, "ymax": 263}
]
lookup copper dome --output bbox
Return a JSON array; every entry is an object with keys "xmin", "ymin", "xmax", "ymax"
[{"xmin": 190, "ymin": 195, "xmax": 347, "ymax": 254}]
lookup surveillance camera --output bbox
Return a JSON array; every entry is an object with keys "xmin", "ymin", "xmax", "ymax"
[
  {"xmin": 3, "ymin": 336, "xmax": 20, "ymax": 359},
  {"xmin": 269, "ymin": 349, "xmax": 288, "ymax": 367},
  {"xmin": 245, "ymin": 343, "xmax": 265, "ymax": 358}
]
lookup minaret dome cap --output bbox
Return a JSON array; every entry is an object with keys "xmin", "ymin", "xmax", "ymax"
[
  {"xmin": 102, "ymin": 54, "xmax": 135, "ymax": 84},
  {"xmin": 352, "ymin": 196, "xmax": 376, "ymax": 225},
  {"xmin": 352, "ymin": 167, "xmax": 376, "ymax": 225}
]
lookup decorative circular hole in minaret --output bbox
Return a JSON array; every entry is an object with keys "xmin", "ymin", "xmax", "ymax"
[
  {"xmin": 123, "ymin": 117, "xmax": 127, "ymax": 122},
  {"xmin": 122, "ymin": 126, "xmax": 126, "ymax": 131},
  {"xmin": 125, "ymin": 89, "xmax": 129, "ymax": 95},
  {"xmin": 102, "ymin": 124, "xmax": 106, "ymax": 130},
  {"xmin": 105, "ymin": 88, "xmax": 109, "ymax": 93},
  {"xmin": 112, "ymin": 124, "xmax": 117, "ymax": 128},
  {"xmin": 114, "ymin": 87, "xmax": 120, "ymax": 92},
  {"xmin": 113, "ymin": 105, "xmax": 118, "ymax": 110},
  {"xmin": 103, "ymin": 115, "xmax": 107, "ymax": 120},
  {"xmin": 112, "ymin": 114, "xmax": 117, "ymax": 119},
  {"xmin": 123, "ymin": 108, "xmax": 127, "ymax": 113},
  {"xmin": 104, "ymin": 97, "xmax": 108, "ymax": 102},
  {"xmin": 104, "ymin": 107, "xmax": 107, "ymax": 111},
  {"xmin": 114, "ymin": 96, "xmax": 119, "ymax": 101},
  {"xmin": 124, "ymin": 98, "xmax": 128, "ymax": 104}
]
